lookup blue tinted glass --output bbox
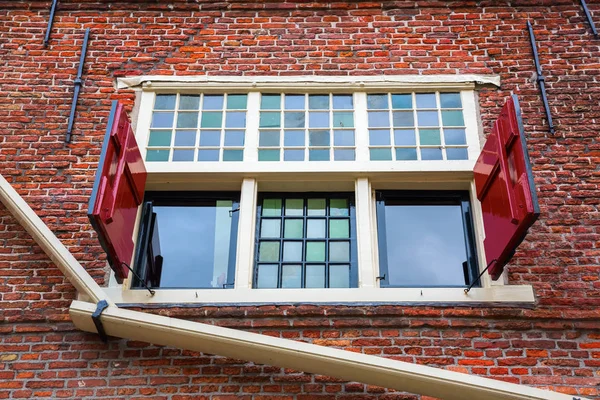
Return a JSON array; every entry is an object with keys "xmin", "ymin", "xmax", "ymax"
[
  {"xmin": 309, "ymin": 95, "xmax": 329, "ymax": 109},
  {"xmin": 177, "ymin": 112, "xmax": 198, "ymax": 128},
  {"xmin": 367, "ymin": 94, "xmax": 388, "ymax": 109},
  {"xmin": 370, "ymin": 148, "xmax": 392, "ymax": 161},
  {"xmin": 333, "ymin": 95, "xmax": 353, "ymax": 109},
  {"xmin": 284, "ymin": 130, "xmax": 305, "ymax": 147},
  {"xmin": 395, "ymin": 148, "xmax": 417, "ymax": 160},
  {"xmin": 179, "ymin": 95, "xmax": 200, "ymax": 110},
  {"xmin": 309, "ymin": 112, "xmax": 329, "ymax": 128},
  {"xmin": 223, "ymin": 149, "xmax": 243, "ymax": 161},
  {"xmin": 175, "ymin": 130, "xmax": 196, "ymax": 146},
  {"xmin": 284, "ymin": 149, "xmax": 304, "ymax": 161},
  {"xmin": 442, "ymin": 111, "xmax": 464, "ymax": 126},
  {"xmin": 417, "ymin": 111, "xmax": 439, "ymax": 126},
  {"xmin": 329, "ymin": 265, "xmax": 350, "ymax": 288},
  {"xmin": 415, "ymin": 93, "xmax": 436, "ymax": 108},
  {"xmin": 172, "ymin": 149, "xmax": 194, "ymax": 161},
  {"xmin": 259, "ymin": 112, "xmax": 281, "ymax": 128},
  {"xmin": 285, "ymin": 94, "xmax": 305, "ymax": 110},
  {"xmin": 334, "ymin": 130, "xmax": 354, "ymax": 146},
  {"xmin": 199, "ymin": 130, "xmax": 220, "ymax": 147},
  {"xmin": 151, "ymin": 112, "xmax": 174, "ymax": 128},
  {"xmin": 421, "ymin": 148, "xmax": 443, "ymax": 160},
  {"xmin": 284, "ymin": 112, "xmax": 305, "ymax": 128},
  {"xmin": 281, "ymin": 264, "xmax": 302, "ymax": 288},
  {"xmin": 203, "ymin": 95, "xmax": 224, "ymax": 110},
  {"xmin": 198, "ymin": 149, "xmax": 220, "ymax": 161},
  {"xmin": 309, "ymin": 130, "xmax": 329, "ymax": 146},
  {"xmin": 259, "ymin": 130, "xmax": 280, "ymax": 147},
  {"xmin": 368, "ymin": 111, "xmax": 389, "ymax": 128},
  {"xmin": 154, "ymin": 95, "xmax": 176, "ymax": 110},
  {"xmin": 393, "ymin": 111, "xmax": 414, "ymax": 127},
  {"xmin": 258, "ymin": 149, "xmax": 280, "ymax": 161},
  {"xmin": 261, "ymin": 94, "xmax": 281, "ymax": 110},
  {"xmin": 394, "ymin": 129, "xmax": 416, "ymax": 146},
  {"xmin": 391, "ymin": 94, "xmax": 412, "ymax": 109},
  {"xmin": 224, "ymin": 130, "xmax": 244, "ymax": 147},
  {"xmin": 369, "ymin": 129, "xmax": 390, "ymax": 146},
  {"xmin": 444, "ymin": 129, "xmax": 466, "ymax": 145},
  {"xmin": 225, "ymin": 112, "xmax": 246, "ymax": 128},
  {"xmin": 440, "ymin": 93, "xmax": 462, "ymax": 108},
  {"xmin": 257, "ymin": 264, "xmax": 278, "ymax": 288},
  {"xmin": 309, "ymin": 149, "xmax": 329, "ymax": 161},
  {"xmin": 334, "ymin": 149, "xmax": 355, "ymax": 161},
  {"xmin": 446, "ymin": 148, "xmax": 468, "ymax": 160}
]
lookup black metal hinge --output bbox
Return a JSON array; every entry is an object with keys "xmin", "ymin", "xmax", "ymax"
[
  {"xmin": 91, "ymin": 300, "xmax": 109, "ymax": 343},
  {"xmin": 527, "ymin": 21, "xmax": 556, "ymax": 135},
  {"xmin": 66, "ymin": 28, "xmax": 90, "ymax": 143},
  {"xmin": 43, "ymin": 0, "xmax": 59, "ymax": 47}
]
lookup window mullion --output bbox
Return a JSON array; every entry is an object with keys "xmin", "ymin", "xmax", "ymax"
[
  {"xmin": 234, "ymin": 178, "xmax": 258, "ymax": 289},
  {"xmin": 354, "ymin": 93, "xmax": 369, "ymax": 162},
  {"xmin": 355, "ymin": 177, "xmax": 376, "ymax": 288},
  {"xmin": 245, "ymin": 92, "xmax": 260, "ymax": 162}
]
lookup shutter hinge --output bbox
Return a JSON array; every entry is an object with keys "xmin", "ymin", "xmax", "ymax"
[{"xmin": 91, "ymin": 300, "xmax": 109, "ymax": 343}]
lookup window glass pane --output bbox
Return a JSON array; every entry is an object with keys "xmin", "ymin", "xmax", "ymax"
[
  {"xmin": 284, "ymin": 130, "xmax": 305, "ymax": 147},
  {"xmin": 203, "ymin": 95, "xmax": 224, "ymax": 110},
  {"xmin": 148, "ymin": 130, "xmax": 172, "ymax": 147},
  {"xmin": 227, "ymin": 94, "xmax": 247, "ymax": 110},
  {"xmin": 367, "ymin": 94, "xmax": 388, "ymax": 109},
  {"xmin": 261, "ymin": 219, "xmax": 281, "ymax": 238},
  {"xmin": 395, "ymin": 148, "xmax": 418, "ymax": 160},
  {"xmin": 259, "ymin": 130, "xmax": 280, "ymax": 147},
  {"xmin": 329, "ymin": 265, "xmax": 350, "ymax": 288},
  {"xmin": 198, "ymin": 149, "xmax": 219, "ymax": 161},
  {"xmin": 309, "ymin": 130, "xmax": 330, "ymax": 146},
  {"xmin": 285, "ymin": 94, "xmax": 304, "ymax": 110},
  {"xmin": 259, "ymin": 112, "xmax": 281, "ymax": 128},
  {"xmin": 309, "ymin": 149, "xmax": 330, "ymax": 161},
  {"xmin": 179, "ymin": 95, "xmax": 200, "ymax": 110},
  {"xmin": 440, "ymin": 93, "xmax": 462, "ymax": 108},
  {"xmin": 393, "ymin": 111, "xmax": 414, "ymax": 127},
  {"xmin": 333, "ymin": 95, "xmax": 353, "ymax": 109},
  {"xmin": 381, "ymin": 202, "xmax": 469, "ymax": 286},
  {"xmin": 175, "ymin": 130, "xmax": 196, "ymax": 147},
  {"xmin": 201, "ymin": 112, "xmax": 222, "ymax": 128},
  {"xmin": 151, "ymin": 112, "xmax": 174, "ymax": 128},
  {"xmin": 330, "ymin": 199, "xmax": 349, "ymax": 216},
  {"xmin": 284, "ymin": 112, "xmax": 305, "ymax": 128},
  {"xmin": 309, "ymin": 95, "xmax": 329, "ymax": 109},
  {"xmin": 333, "ymin": 112, "xmax": 353, "ymax": 128},
  {"xmin": 223, "ymin": 149, "xmax": 243, "ymax": 161},
  {"xmin": 284, "ymin": 219, "xmax": 303, "ymax": 238},
  {"xmin": 369, "ymin": 129, "xmax": 390, "ymax": 146},
  {"xmin": 415, "ymin": 93, "xmax": 437, "ymax": 108},
  {"xmin": 155, "ymin": 94, "xmax": 176, "ymax": 110},
  {"xmin": 419, "ymin": 129, "xmax": 441, "ymax": 146},
  {"xmin": 334, "ymin": 149, "xmax": 355, "ymax": 161},
  {"xmin": 225, "ymin": 112, "xmax": 246, "ymax": 128},
  {"xmin": 446, "ymin": 148, "xmax": 469, "ymax": 160},
  {"xmin": 152, "ymin": 200, "xmax": 235, "ymax": 288},
  {"xmin": 177, "ymin": 112, "xmax": 199, "ymax": 128},
  {"xmin": 417, "ymin": 111, "xmax": 439, "ymax": 126},
  {"xmin": 329, "ymin": 242, "xmax": 350, "ymax": 262},
  {"xmin": 394, "ymin": 129, "xmax": 416, "ymax": 146},
  {"xmin": 262, "ymin": 199, "xmax": 282, "ymax": 216},
  {"xmin": 284, "ymin": 149, "xmax": 304, "ymax": 161},
  {"xmin": 370, "ymin": 148, "xmax": 392, "ymax": 161},
  {"xmin": 421, "ymin": 148, "xmax": 443, "ymax": 160},
  {"xmin": 444, "ymin": 128, "xmax": 466, "ymax": 145},
  {"xmin": 261, "ymin": 94, "xmax": 281, "ymax": 110},
  {"xmin": 146, "ymin": 149, "xmax": 170, "ymax": 162},
  {"xmin": 281, "ymin": 265, "xmax": 302, "ymax": 288},
  {"xmin": 306, "ymin": 241, "xmax": 325, "ymax": 262},
  {"xmin": 200, "ymin": 130, "xmax": 220, "ymax": 147},
  {"xmin": 224, "ymin": 130, "xmax": 244, "ymax": 147},
  {"xmin": 441, "ymin": 110, "xmax": 465, "ymax": 126},
  {"xmin": 391, "ymin": 94, "xmax": 412, "ymax": 109},
  {"xmin": 368, "ymin": 111, "xmax": 389, "ymax": 127},
  {"xmin": 306, "ymin": 265, "xmax": 325, "ymax": 288},
  {"xmin": 329, "ymin": 220, "xmax": 349, "ymax": 238},
  {"xmin": 257, "ymin": 264, "xmax": 278, "ymax": 288},
  {"xmin": 334, "ymin": 130, "xmax": 354, "ymax": 146},
  {"xmin": 258, "ymin": 149, "xmax": 279, "ymax": 161},
  {"xmin": 307, "ymin": 199, "xmax": 326, "ymax": 216},
  {"xmin": 283, "ymin": 242, "xmax": 303, "ymax": 262},
  {"xmin": 306, "ymin": 219, "xmax": 326, "ymax": 238},
  {"xmin": 309, "ymin": 112, "xmax": 330, "ymax": 128},
  {"xmin": 285, "ymin": 199, "xmax": 304, "ymax": 216},
  {"xmin": 172, "ymin": 149, "xmax": 194, "ymax": 161},
  {"xmin": 259, "ymin": 241, "xmax": 280, "ymax": 262}
]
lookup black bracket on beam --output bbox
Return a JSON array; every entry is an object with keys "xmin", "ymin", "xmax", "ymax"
[
  {"xmin": 527, "ymin": 21, "xmax": 556, "ymax": 135},
  {"xmin": 580, "ymin": 0, "xmax": 599, "ymax": 38},
  {"xmin": 43, "ymin": 0, "xmax": 59, "ymax": 47},
  {"xmin": 91, "ymin": 300, "xmax": 109, "ymax": 343},
  {"xmin": 121, "ymin": 262, "xmax": 156, "ymax": 296},
  {"xmin": 464, "ymin": 259, "xmax": 497, "ymax": 294},
  {"xmin": 66, "ymin": 28, "xmax": 90, "ymax": 143}
]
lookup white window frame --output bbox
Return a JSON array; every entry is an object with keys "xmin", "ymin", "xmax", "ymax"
[{"xmin": 104, "ymin": 76, "xmax": 534, "ymax": 305}]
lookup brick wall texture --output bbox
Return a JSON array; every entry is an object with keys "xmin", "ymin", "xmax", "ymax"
[{"xmin": 1, "ymin": 0, "xmax": 599, "ymax": 398}]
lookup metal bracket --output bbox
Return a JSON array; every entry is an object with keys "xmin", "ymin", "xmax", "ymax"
[
  {"xmin": 121, "ymin": 262, "xmax": 155, "ymax": 296},
  {"xmin": 375, "ymin": 274, "xmax": 386, "ymax": 281},
  {"xmin": 464, "ymin": 259, "xmax": 497, "ymax": 294},
  {"xmin": 43, "ymin": 0, "xmax": 58, "ymax": 47},
  {"xmin": 91, "ymin": 300, "xmax": 109, "ymax": 343},
  {"xmin": 527, "ymin": 21, "xmax": 556, "ymax": 135},
  {"xmin": 580, "ymin": 0, "xmax": 599, "ymax": 38},
  {"xmin": 66, "ymin": 28, "xmax": 90, "ymax": 143}
]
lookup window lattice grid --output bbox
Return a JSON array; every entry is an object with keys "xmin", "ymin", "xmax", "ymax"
[
  {"xmin": 258, "ymin": 93, "xmax": 356, "ymax": 162},
  {"xmin": 254, "ymin": 195, "xmax": 357, "ymax": 288},
  {"xmin": 147, "ymin": 93, "xmax": 248, "ymax": 162},
  {"xmin": 366, "ymin": 92, "xmax": 468, "ymax": 161}
]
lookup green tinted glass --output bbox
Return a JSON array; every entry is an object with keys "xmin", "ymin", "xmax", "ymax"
[{"xmin": 262, "ymin": 199, "xmax": 282, "ymax": 216}]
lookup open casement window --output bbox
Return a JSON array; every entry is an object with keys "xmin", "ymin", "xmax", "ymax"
[
  {"xmin": 88, "ymin": 101, "xmax": 147, "ymax": 282},
  {"xmin": 473, "ymin": 95, "xmax": 540, "ymax": 280}
]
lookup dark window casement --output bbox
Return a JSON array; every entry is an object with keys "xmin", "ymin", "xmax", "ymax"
[
  {"xmin": 473, "ymin": 95, "xmax": 540, "ymax": 280},
  {"xmin": 254, "ymin": 194, "xmax": 358, "ymax": 289},
  {"xmin": 132, "ymin": 191, "xmax": 240, "ymax": 289},
  {"xmin": 88, "ymin": 101, "xmax": 147, "ymax": 282},
  {"xmin": 376, "ymin": 191, "xmax": 478, "ymax": 288}
]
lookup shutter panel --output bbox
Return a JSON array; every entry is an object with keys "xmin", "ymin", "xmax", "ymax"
[
  {"xmin": 473, "ymin": 95, "xmax": 540, "ymax": 280},
  {"xmin": 133, "ymin": 202, "xmax": 162, "ymax": 288},
  {"xmin": 88, "ymin": 101, "xmax": 147, "ymax": 282}
]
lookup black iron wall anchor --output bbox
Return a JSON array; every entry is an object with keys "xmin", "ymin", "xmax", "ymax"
[
  {"xmin": 66, "ymin": 28, "xmax": 90, "ymax": 144},
  {"xmin": 581, "ymin": 0, "xmax": 599, "ymax": 38},
  {"xmin": 43, "ymin": 0, "xmax": 59, "ymax": 47},
  {"xmin": 527, "ymin": 21, "xmax": 556, "ymax": 135}
]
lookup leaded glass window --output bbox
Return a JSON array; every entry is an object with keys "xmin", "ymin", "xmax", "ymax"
[{"xmin": 254, "ymin": 194, "xmax": 357, "ymax": 288}]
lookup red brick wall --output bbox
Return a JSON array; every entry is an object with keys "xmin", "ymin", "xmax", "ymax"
[{"xmin": 1, "ymin": 0, "xmax": 599, "ymax": 398}]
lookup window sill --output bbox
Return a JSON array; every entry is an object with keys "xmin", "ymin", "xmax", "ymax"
[{"xmin": 103, "ymin": 285, "xmax": 535, "ymax": 307}]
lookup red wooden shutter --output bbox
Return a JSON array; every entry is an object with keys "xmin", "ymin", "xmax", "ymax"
[
  {"xmin": 88, "ymin": 101, "xmax": 147, "ymax": 282},
  {"xmin": 473, "ymin": 95, "xmax": 540, "ymax": 280}
]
